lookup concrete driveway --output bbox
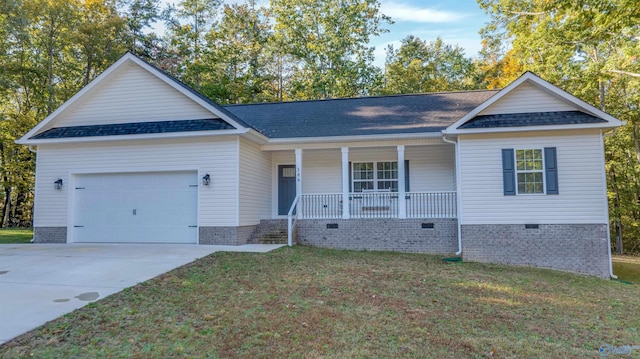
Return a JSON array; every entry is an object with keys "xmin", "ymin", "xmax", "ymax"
[{"xmin": 0, "ymin": 243, "xmax": 284, "ymax": 344}]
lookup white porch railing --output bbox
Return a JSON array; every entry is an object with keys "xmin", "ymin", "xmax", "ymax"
[
  {"xmin": 405, "ymin": 191, "xmax": 457, "ymax": 218},
  {"xmin": 299, "ymin": 193, "xmax": 342, "ymax": 218},
  {"xmin": 296, "ymin": 191, "xmax": 456, "ymax": 220},
  {"xmin": 349, "ymin": 192, "xmax": 399, "ymax": 218},
  {"xmin": 287, "ymin": 194, "xmax": 300, "ymax": 246}
]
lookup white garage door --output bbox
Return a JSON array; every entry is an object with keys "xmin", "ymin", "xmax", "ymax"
[{"xmin": 73, "ymin": 171, "xmax": 198, "ymax": 243}]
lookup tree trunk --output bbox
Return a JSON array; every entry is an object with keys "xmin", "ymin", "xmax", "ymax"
[
  {"xmin": 610, "ymin": 169, "xmax": 623, "ymax": 254},
  {"xmin": 2, "ymin": 187, "xmax": 12, "ymax": 228},
  {"xmin": 13, "ymin": 191, "xmax": 28, "ymax": 227},
  {"xmin": 633, "ymin": 123, "xmax": 640, "ymax": 163}
]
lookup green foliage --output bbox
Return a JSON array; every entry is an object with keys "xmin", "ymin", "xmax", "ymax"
[
  {"xmin": 201, "ymin": 2, "xmax": 278, "ymax": 103},
  {"xmin": 383, "ymin": 36, "xmax": 478, "ymax": 94},
  {"xmin": 271, "ymin": 0, "xmax": 390, "ymax": 99}
]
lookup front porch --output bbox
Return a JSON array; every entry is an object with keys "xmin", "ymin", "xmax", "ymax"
[{"xmin": 265, "ymin": 141, "xmax": 460, "ymax": 247}]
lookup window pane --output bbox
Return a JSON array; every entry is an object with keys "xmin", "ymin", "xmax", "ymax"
[
  {"xmin": 377, "ymin": 161, "xmax": 398, "ymax": 180},
  {"xmin": 531, "ymin": 149, "xmax": 543, "ymax": 170},
  {"xmin": 516, "ymin": 150, "xmax": 525, "ymax": 170},
  {"xmin": 354, "ymin": 181, "xmax": 373, "ymax": 192},
  {"xmin": 378, "ymin": 180, "xmax": 398, "ymax": 192},
  {"xmin": 282, "ymin": 167, "xmax": 296, "ymax": 177},
  {"xmin": 517, "ymin": 172, "xmax": 543, "ymax": 194},
  {"xmin": 517, "ymin": 149, "xmax": 543, "ymax": 171},
  {"xmin": 353, "ymin": 162, "xmax": 373, "ymax": 180}
]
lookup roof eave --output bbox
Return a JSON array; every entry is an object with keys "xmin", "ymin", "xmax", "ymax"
[
  {"xmin": 442, "ymin": 122, "xmax": 624, "ymax": 136},
  {"xmin": 264, "ymin": 131, "xmax": 444, "ymax": 144},
  {"xmin": 16, "ymin": 128, "xmax": 248, "ymax": 145}
]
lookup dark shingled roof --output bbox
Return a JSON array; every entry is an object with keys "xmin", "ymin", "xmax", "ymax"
[
  {"xmin": 223, "ymin": 91, "xmax": 499, "ymax": 138},
  {"xmin": 458, "ymin": 111, "xmax": 606, "ymax": 129},
  {"xmin": 30, "ymin": 119, "xmax": 235, "ymax": 139}
]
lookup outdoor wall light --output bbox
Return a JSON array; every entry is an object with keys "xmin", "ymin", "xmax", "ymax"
[
  {"xmin": 202, "ymin": 173, "xmax": 211, "ymax": 186},
  {"xmin": 54, "ymin": 178, "xmax": 63, "ymax": 190}
]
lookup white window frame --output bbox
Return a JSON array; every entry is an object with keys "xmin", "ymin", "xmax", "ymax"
[
  {"xmin": 515, "ymin": 148, "xmax": 545, "ymax": 195},
  {"xmin": 352, "ymin": 161, "xmax": 399, "ymax": 192}
]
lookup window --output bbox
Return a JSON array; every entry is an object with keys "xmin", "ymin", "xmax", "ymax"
[
  {"xmin": 352, "ymin": 161, "xmax": 398, "ymax": 192},
  {"xmin": 516, "ymin": 149, "xmax": 544, "ymax": 194},
  {"xmin": 502, "ymin": 147, "xmax": 558, "ymax": 196}
]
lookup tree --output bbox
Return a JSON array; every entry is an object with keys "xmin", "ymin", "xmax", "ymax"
[
  {"xmin": 165, "ymin": 0, "xmax": 221, "ymax": 89},
  {"xmin": 117, "ymin": 0, "xmax": 162, "ymax": 57},
  {"xmin": 74, "ymin": 0, "xmax": 128, "ymax": 85},
  {"xmin": 201, "ymin": 1, "xmax": 277, "ymax": 104},
  {"xmin": 383, "ymin": 36, "xmax": 477, "ymax": 94},
  {"xmin": 270, "ymin": 0, "xmax": 390, "ymax": 99}
]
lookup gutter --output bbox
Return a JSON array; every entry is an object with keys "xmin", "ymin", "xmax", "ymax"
[{"xmin": 441, "ymin": 134, "xmax": 463, "ymax": 256}]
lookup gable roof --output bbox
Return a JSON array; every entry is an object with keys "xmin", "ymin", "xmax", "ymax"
[
  {"xmin": 17, "ymin": 53, "xmax": 254, "ymax": 145},
  {"xmin": 224, "ymin": 91, "xmax": 498, "ymax": 139},
  {"xmin": 444, "ymin": 72, "xmax": 625, "ymax": 135}
]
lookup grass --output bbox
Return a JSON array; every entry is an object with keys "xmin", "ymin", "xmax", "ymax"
[
  {"xmin": 1, "ymin": 246, "xmax": 639, "ymax": 358},
  {"xmin": 612, "ymin": 255, "xmax": 640, "ymax": 283},
  {"xmin": 0, "ymin": 228, "xmax": 32, "ymax": 244}
]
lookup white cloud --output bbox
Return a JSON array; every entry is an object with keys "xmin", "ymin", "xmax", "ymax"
[{"xmin": 381, "ymin": 1, "xmax": 468, "ymax": 23}]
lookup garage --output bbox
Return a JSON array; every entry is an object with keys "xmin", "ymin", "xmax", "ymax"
[{"xmin": 72, "ymin": 171, "xmax": 198, "ymax": 243}]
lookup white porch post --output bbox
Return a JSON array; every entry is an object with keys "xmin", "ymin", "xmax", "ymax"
[
  {"xmin": 341, "ymin": 147, "xmax": 350, "ymax": 219},
  {"xmin": 295, "ymin": 148, "xmax": 303, "ymax": 218},
  {"xmin": 397, "ymin": 145, "xmax": 406, "ymax": 219}
]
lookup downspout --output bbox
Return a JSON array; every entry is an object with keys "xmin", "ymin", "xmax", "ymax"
[
  {"xmin": 442, "ymin": 134, "xmax": 462, "ymax": 256},
  {"xmin": 600, "ymin": 130, "xmax": 618, "ymax": 279},
  {"xmin": 28, "ymin": 145, "xmax": 37, "ymax": 243}
]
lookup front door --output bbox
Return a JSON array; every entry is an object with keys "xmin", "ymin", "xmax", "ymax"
[{"xmin": 278, "ymin": 165, "xmax": 297, "ymax": 215}]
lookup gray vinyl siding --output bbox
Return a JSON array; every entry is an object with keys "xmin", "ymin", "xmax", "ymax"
[
  {"xmin": 238, "ymin": 137, "xmax": 272, "ymax": 226},
  {"xmin": 458, "ymin": 129, "xmax": 607, "ymax": 224},
  {"xmin": 478, "ymin": 82, "xmax": 575, "ymax": 115},
  {"xmin": 51, "ymin": 62, "xmax": 213, "ymax": 129}
]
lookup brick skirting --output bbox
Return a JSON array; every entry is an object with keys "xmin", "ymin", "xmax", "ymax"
[
  {"xmin": 199, "ymin": 225, "xmax": 256, "ymax": 245},
  {"xmin": 33, "ymin": 227, "xmax": 67, "ymax": 243},
  {"xmin": 296, "ymin": 218, "xmax": 458, "ymax": 254},
  {"xmin": 461, "ymin": 224, "xmax": 610, "ymax": 278}
]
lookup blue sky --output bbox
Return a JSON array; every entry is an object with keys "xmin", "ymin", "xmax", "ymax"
[
  {"xmin": 156, "ymin": 0, "xmax": 490, "ymax": 68},
  {"xmin": 373, "ymin": 0, "xmax": 490, "ymax": 67}
]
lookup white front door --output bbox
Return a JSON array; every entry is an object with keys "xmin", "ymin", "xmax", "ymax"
[{"xmin": 73, "ymin": 171, "xmax": 198, "ymax": 243}]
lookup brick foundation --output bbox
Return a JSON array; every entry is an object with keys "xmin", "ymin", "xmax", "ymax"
[
  {"xmin": 33, "ymin": 227, "xmax": 67, "ymax": 243},
  {"xmin": 297, "ymin": 218, "xmax": 458, "ymax": 254},
  {"xmin": 461, "ymin": 224, "xmax": 610, "ymax": 278},
  {"xmin": 199, "ymin": 225, "xmax": 256, "ymax": 245}
]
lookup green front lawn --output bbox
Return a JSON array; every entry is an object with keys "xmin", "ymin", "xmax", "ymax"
[
  {"xmin": 613, "ymin": 255, "xmax": 640, "ymax": 283},
  {"xmin": 0, "ymin": 228, "xmax": 33, "ymax": 244},
  {"xmin": 1, "ymin": 246, "xmax": 639, "ymax": 358}
]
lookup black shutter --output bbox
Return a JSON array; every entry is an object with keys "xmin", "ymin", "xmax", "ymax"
[
  {"xmin": 544, "ymin": 147, "xmax": 559, "ymax": 195},
  {"xmin": 502, "ymin": 149, "xmax": 516, "ymax": 195},
  {"xmin": 404, "ymin": 160, "xmax": 410, "ymax": 192}
]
